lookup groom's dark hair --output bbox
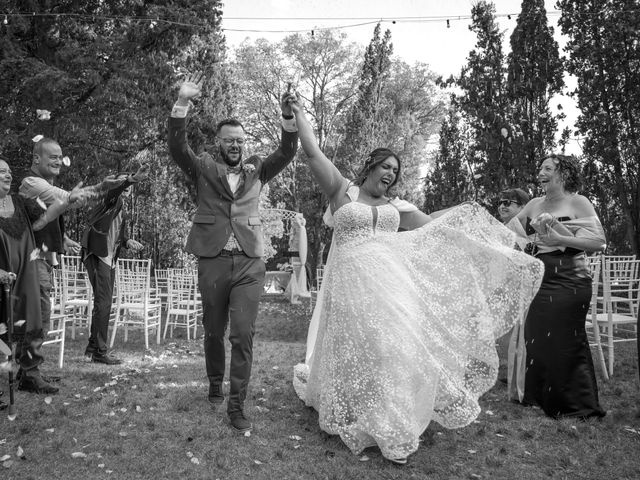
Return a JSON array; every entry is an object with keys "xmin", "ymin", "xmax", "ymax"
[{"xmin": 216, "ymin": 118, "xmax": 245, "ymax": 134}]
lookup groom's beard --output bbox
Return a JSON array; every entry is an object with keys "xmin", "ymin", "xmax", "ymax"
[{"xmin": 220, "ymin": 145, "xmax": 243, "ymax": 166}]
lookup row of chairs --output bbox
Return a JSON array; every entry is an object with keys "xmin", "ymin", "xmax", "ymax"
[
  {"xmin": 587, "ymin": 254, "xmax": 639, "ymax": 380},
  {"xmin": 43, "ymin": 257, "xmax": 202, "ymax": 367}
]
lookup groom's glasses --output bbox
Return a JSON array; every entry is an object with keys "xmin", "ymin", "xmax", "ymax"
[
  {"xmin": 498, "ymin": 199, "xmax": 519, "ymax": 207},
  {"xmin": 218, "ymin": 137, "xmax": 245, "ymax": 146}
]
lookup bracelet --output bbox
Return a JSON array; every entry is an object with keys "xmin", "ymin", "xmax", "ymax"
[{"xmin": 282, "ymin": 113, "xmax": 294, "ymax": 120}]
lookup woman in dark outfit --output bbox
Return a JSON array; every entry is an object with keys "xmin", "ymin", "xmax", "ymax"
[{"xmin": 509, "ymin": 154, "xmax": 606, "ymax": 419}]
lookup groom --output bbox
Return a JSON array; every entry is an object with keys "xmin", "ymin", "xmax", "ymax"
[{"xmin": 168, "ymin": 74, "xmax": 298, "ymax": 433}]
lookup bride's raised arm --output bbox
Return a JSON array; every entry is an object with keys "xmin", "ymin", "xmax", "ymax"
[{"xmin": 290, "ymin": 98, "xmax": 347, "ymax": 200}]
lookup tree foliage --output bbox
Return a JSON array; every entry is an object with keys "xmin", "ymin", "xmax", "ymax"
[
  {"xmin": 506, "ymin": 0, "xmax": 564, "ymax": 182},
  {"xmin": 0, "ymin": 0, "xmax": 232, "ymax": 266},
  {"xmin": 427, "ymin": 0, "xmax": 564, "ymax": 214},
  {"xmin": 558, "ymin": 0, "xmax": 640, "ymax": 255}
]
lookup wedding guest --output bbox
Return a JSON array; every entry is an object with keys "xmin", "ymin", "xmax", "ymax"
[
  {"xmin": 81, "ymin": 163, "xmax": 149, "ymax": 365},
  {"xmin": 19, "ymin": 137, "xmax": 124, "ymax": 392},
  {"xmin": 494, "ymin": 188, "xmax": 530, "ymax": 399},
  {"xmin": 0, "ymin": 158, "xmax": 81, "ymax": 394},
  {"xmin": 509, "ymin": 154, "xmax": 606, "ymax": 419},
  {"xmin": 498, "ymin": 188, "xmax": 530, "ymax": 224}
]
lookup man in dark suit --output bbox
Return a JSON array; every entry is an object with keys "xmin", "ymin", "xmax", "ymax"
[
  {"xmin": 81, "ymin": 164, "xmax": 148, "ymax": 365},
  {"xmin": 168, "ymin": 75, "xmax": 298, "ymax": 433}
]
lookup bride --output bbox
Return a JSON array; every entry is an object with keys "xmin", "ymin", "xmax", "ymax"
[{"xmin": 289, "ymin": 96, "xmax": 543, "ymax": 464}]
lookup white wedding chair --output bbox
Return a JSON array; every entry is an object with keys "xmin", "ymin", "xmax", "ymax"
[
  {"xmin": 59, "ymin": 255, "xmax": 93, "ymax": 340},
  {"xmin": 164, "ymin": 268, "xmax": 200, "ymax": 340},
  {"xmin": 109, "ymin": 258, "xmax": 162, "ymax": 350},
  {"xmin": 588, "ymin": 255, "xmax": 639, "ymax": 377}
]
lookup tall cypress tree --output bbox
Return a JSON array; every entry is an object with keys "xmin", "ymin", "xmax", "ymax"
[
  {"xmin": 454, "ymin": 1, "xmax": 514, "ymax": 199},
  {"xmin": 340, "ymin": 23, "xmax": 393, "ymax": 173},
  {"xmin": 507, "ymin": 0, "xmax": 564, "ymax": 185}
]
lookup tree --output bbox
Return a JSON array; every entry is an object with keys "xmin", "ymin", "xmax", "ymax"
[
  {"xmin": 339, "ymin": 24, "xmax": 446, "ymax": 206},
  {"xmin": 232, "ymin": 30, "xmax": 362, "ymax": 269},
  {"xmin": 340, "ymin": 23, "xmax": 394, "ymax": 170},
  {"xmin": 424, "ymin": 107, "xmax": 475, "ymax": 212},
  {"xmin": 506, "ymin": 0, "xmax": 564, "ymax": 184},
  {"xmin": 381, "ymin": 59, "xmax": 447, "ymax": 205},
  {"xmin": 452, "ymin": 1, "xmax": 514, "ymax": 201},
  {"xmin": 0, "ymin": 0, "xmax": 232, "ymax": 266},
  {"xmin": 558, "ymin": 0, "xmax": 640, "ymax": 255}
]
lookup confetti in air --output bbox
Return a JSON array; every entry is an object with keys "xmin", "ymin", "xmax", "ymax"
[{"xmin": 36, "ymin": 109, "xmax": 51, "ymax": 120}]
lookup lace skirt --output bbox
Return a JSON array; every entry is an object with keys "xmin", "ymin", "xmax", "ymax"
[{"xmin": 294, "ymin": 204, "xmax": 543, "ymax": 459}]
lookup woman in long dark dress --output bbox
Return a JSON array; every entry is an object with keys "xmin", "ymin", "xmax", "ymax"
[
  {"xmin": 0, "ymin": 158, "xmax": 68, "ymax": 394},
  {"xmin": 509, "ymin": 154, "xmax": 606, "ymax": 419}
]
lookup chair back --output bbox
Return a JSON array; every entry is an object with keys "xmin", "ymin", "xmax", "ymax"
[{"xmin": 602, "ymin": 257, "xmax": 640, "ymax": 317}]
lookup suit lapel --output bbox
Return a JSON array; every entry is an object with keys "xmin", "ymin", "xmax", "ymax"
[{"xmin": 215, "ymin": 161, "xmax": 235, "ymax": 199}]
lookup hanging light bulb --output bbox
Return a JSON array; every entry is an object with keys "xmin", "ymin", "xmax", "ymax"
[{"xmin": 3, "ymin": 15, "xmax": 8, "ymax": 25}]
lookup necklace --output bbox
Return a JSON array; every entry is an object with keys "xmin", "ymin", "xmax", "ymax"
[{"xmin": 0, "ymin": 196, "xmax": 6, "ymax": 209}]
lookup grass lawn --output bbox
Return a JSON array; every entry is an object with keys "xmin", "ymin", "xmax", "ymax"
[{"xmin": 1, "ymin": 296, "xmax": 639, "ymax": 480}]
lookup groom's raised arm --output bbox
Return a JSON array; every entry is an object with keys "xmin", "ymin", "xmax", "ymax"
[{"xmin": 167, "ymin": 74, "xmax": 205, "ymax": 181}]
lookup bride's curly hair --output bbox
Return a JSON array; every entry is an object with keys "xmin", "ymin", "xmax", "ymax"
[
  {"xmin": 353, "ymin": 148, "xmax": 401, "ymax": 191},
  {"xmin": 540, "ymin": 153, "xmax": 583, "ymax": 193}
]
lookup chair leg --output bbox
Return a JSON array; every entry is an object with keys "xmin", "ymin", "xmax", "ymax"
[
  {"xmin": 58, "ymin": 320, "xmax": 66, "ymax": 369},
  {"xmin": 163, "ymin": 313, "xmax": 171, "ymax": 339},
  {"xmin": 591, "ymin": 319, "xmax": 609, "ymax": 381},
  {"xmin": 109, "ymin": 308, "xmax": 120, "ymax": 348},
  {"xmin": 143, "ymin": 308, "xmax": 149, "ymax": 350},
  {"xmin": 607, "ymin": 328, "xmax": 614, "ymax": 377}
]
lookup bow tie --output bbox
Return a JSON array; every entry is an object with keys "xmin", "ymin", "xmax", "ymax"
[{"xmin": 227, "ymin": 164, "xmax": 243, "ymax": 175}]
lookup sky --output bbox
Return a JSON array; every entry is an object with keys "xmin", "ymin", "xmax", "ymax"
[{"xmin": 220, "ymin": 0, "xmax": 582, "ymax": 154}]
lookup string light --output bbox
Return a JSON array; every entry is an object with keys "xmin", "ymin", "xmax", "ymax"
[{"xmin": 1, "ymin": 9, "xmax": 626, "ymax": 36}]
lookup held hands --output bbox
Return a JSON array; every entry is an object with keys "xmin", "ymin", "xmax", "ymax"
[{"xmin": 285, "ymin": 92, "xmax": 303, "ymax": 115}]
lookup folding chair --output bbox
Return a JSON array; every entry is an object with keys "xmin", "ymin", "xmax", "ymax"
[
  {"xmin": 39, "ymin": 266, "xmax": 73, "ymax": 368},
  {"xmin": 153, "ymin": 268, "xmax": 170, "ymax": 311},
  {"xmin": 586, "ymin": 254, "xmax": 608, "ymax": 380},
  {"xmin": 602, "ymin": 255, "xmax": 639, "ymax": 319},
  {"xmin": 589, "ymin": 256, "xmax": 639, "ymax": 377},
  {"xmin": 163, "ymin": 268, "xmax": 200, "ymax": 340},
  {"xmin": 59, "ymin": 255, "xmax": 93, "ymax": 340},
  {"xmin": 109, "ymin": 258, "xmax": 162, "ymax": 350}
]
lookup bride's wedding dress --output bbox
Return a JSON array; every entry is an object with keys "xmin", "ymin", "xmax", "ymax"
[{"xmin": 294, "ymin": 186, "xmax": 543, "ymax": 460}]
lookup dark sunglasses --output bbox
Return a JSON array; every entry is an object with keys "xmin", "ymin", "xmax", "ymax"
[{"xmin": 498, "ymin": 199, "xmax": 520, "ymax": 207}]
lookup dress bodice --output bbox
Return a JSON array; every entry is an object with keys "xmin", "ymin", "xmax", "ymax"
[{"xmin": 333, "ymin": 201, "xmax": 400, "ymax": 245}]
